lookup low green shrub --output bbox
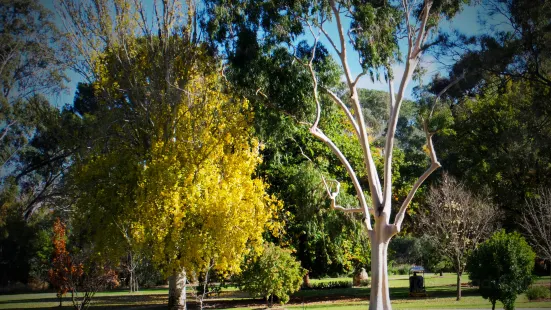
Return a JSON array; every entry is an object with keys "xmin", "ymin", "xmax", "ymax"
[
  {"xmin": 359, "ymin": 279, "xmax": 370, "ymax": 287},
  {"xmin": 466, "ymin": 230, "xmax": 536, "ymax": 310},
  {"xmin": 388, "ymin": 264, "xmax": 410, "ymax": 275},
  {"xmin": 237, "ymin": 243, "xmax": 305, "ymax": 306},
  {"xmin": 302, "ymin": 280, "xmax": 352, "ymax": 290},
  {"xmin": 525, "ymin": 286, "xmax": 550, "ymax": 300},
  {"xmin": 397, "ymin": 264, "xmax": 410, "ymax": 275}
]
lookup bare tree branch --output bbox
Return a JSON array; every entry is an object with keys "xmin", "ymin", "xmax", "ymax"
[
  {"xmin": 520, "ymin": 188, "xmax": 551, "ymax": 262},
  {"xmin": 321, "ymin": 177, "xmax": 366, "ymax": 214},
  {"xmin": 382, "ymin": 1, "xmax": 434, "ymax": 215},
  {"xmin": 329, "ymin": 0, "xmax": 383, "ymax": 207},
  {"xmin": 415, "ymin": 173, "xmax": 501, "ymax": 299},
  {"xmin": 310, "ymin": 127, "xmax": 373, "ymax": 230},
  {"xmin": 393, "ymin": 126, "xmax": 440, "ymax": 232}
]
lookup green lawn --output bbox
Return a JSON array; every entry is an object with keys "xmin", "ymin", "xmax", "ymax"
[{"xmin": 0, "ymin": 274, "xmax": 549, "ymax": 309}]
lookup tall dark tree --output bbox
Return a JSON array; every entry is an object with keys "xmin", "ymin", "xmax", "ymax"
[
  {"xmin": 437, "ymin": 80, "xmax": 551, "ymax": 224},
  {"xmin": 428, "ymin": 0, "xmax": 551, "ymax": 99},
  {"xmin": 429, "ymin": 0, "xmax": 551, "ymax": 226},
  {"xmin": 0, "ymin": 0, "xmax": 73, "ymax": 220}
]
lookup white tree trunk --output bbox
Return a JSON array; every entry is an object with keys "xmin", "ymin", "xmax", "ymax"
[
  {"xmin": 168, "ymin": 269, "xmax": 186, "ymax": 310},
  {"xmin": 369, "ymin": 223, "xmax": 393, "ymax": 310}
]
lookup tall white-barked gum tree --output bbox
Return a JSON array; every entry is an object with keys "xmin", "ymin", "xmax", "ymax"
[{"xmin": 290, "ymin": 1, "xmax": 465, "ymax": 309}]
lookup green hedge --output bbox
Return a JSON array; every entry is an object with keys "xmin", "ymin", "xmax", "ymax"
[{"xmin": 302, "ymin": 280, "xmax": 353, "ymax": 290}]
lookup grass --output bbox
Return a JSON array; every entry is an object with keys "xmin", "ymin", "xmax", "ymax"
[
  {"xmin": 0, "ymin": 274, "xmax": 550, "ymax": 309},
  {"xmin": 0, "ymin": 288, "xmax": 169, "ymax": 309}
]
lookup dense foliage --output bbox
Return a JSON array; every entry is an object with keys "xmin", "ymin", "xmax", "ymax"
[
  {"xmin": 438, "ymin": 81, "xmax": 551, "ymax": 224},
  {"xmin": 237, "ymin": 243, "xmax": 305, "ymax": 306},
  {"xmin": 432, "ymin": 0, "xmax": 551, "ymax": 230},
  {"xmin": 72, "ymin": 48, "xmax": 281, "ymax": 278},
  {"xmin": 467, "ymin": 230, "xmax": 536, "ymax": 310},
  {"xmin": 525, "ymin": 285, "xmax": 550, "ymax": 301}
]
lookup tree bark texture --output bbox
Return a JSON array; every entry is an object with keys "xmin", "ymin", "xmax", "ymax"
[
  {"xmin": 369, "ymin": 236, "xmax": 392, "ymax": 309},
  {"xmin": 456, "ymin": 272, "xmax": 461, "ymax": 301},
  {"xmin": 168, "ymin": 269, "xmax": 186, "ymax": 310}
]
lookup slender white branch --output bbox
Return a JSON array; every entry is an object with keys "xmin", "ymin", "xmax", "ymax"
[
  {"xmin": 431, "ymin": 72, "xmax": 466, "ymax": 116},
  {"xmin": 388, "ymin": 77, "xmax": 396, "ymax": 111},
  {"xmin": 382, "ymin": 0, "xmax": 433, "ymax": 215},
  {"xmin": 331, "ymin": 0, "xmax": 349, "ymax": 79},
  {"xmin": 320, "ymin": 86, "xmax": 360, "ymax": 136},
  {"xmin": 304, "ymin": 18, "xmax": 373, "ymax": 228},
  {"xmin": 392, "ymin": 60, "xmax": 460, "ymax": 230},
  {"xmin": 310, "ymin": 127, "xmax": 373, "ymax": 230},
  {"xmin": 393, "ymin": 123, "xmax": 440, "ymax": 233},
  {"xmin": 330, "ymin": 0, "xmax": 355, "ymax": 89},
  {"xmin": 319, "ymin": 23, "xmax": 341, "ymax": 56},
  {"xmin": 291, "ymin": 137, "xmax": 313, "ymax": 162},
  {"xmin": 0, "ymin": 120, "xmax": 17, "ymax": 143},
  {"xmin": 304, "ymin": 23, "xmax": 322, "ymax": 128},
  {"xmin": 333, "ymin": 205, "xmax": 365, "ymax": 213},
  {"xmin": 352, "ymin": 71, "xmax": 366, "ymax": 88},
  {"xmin": 402, "ymin": 0, "xmax": 413, "ymax": 47},
  {"xmin": 329, "ymin": 0, "xmax": 383, "ymax": 206},
  {"xmin": 321, "ymin": 177, "xmax": 366, "ymax": 214},
  {"xmin": 382, "ymin": 78, "xmax": 397, "ymax": 212},
  {"xmin": 382, "ymin": 64, "xmax": 416, "ymax": 214},
  {"xmin": 412, "ymin": 1, "xmax": 433, "ymax": 58}
]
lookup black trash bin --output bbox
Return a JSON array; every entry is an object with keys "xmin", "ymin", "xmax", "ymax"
[{"xmin": 408, "ymin": 266, "xmax": 428, "ymax": 297}]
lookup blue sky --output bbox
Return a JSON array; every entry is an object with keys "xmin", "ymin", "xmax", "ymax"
[
  {"xmin": 321, "ymin": 4, "xmax": 494, "ymax": 98},
  {"xmin": 40, "ymin": 0, "xmax": 83, "ymax": 108},
  {"xmin": 40, "ymin": 1, "xmax": 496, "ymax": 107}
]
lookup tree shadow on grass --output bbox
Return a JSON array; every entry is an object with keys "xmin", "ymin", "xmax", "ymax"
[
  {"xmin": 1, "ymin": 285, "xmax": 481, "ymax": 309},
  {"xmin": 214, "ymin": 286, "xmax": 481, "ymax": 309},
  {"xmin": 0, "ymin": 293, "xmax": 168, "ymax": 310},
  {"xmin": 389, "ymin": 285, "xmax": 480, "ymax": 300}
]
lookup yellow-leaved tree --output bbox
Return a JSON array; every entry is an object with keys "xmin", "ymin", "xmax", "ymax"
[
  {"xmin": 61, "ymin": 2, "xmax": 281, "ymax": 308},
  {"xmin": 131, "ymin": 71, "xmax": 281, "ymax": 308},
  {"xmin": 72, "ymin": 50, "xmax": 280, "ymax": 310}
]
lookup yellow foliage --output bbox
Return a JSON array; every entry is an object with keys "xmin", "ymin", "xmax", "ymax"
[
  {"xmin": 132, "ymin": 72, "xmax": 281, "ymax": 274},
  {"xmin": 75, "ymin": 44, "xmax": 280, "ymax": 276}
]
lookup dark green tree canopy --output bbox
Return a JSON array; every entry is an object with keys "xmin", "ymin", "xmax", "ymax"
[
  {"xmin": 428, "ymin": 0, "xmax": 551, "ymax": 99},
  {"xmin": 0, "ymin": 0, "xmax": 69, "ymax": 100}
]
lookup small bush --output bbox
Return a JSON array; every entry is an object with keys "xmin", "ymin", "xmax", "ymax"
[
  {"xmin": 388, "ymin": 264, "xmax": 410, "ymax": 275},
  {"xmin": 526, "ymin": 286, "xmax": 550, "ymax": 300},
  {"xmin": 359, "ymin": 279, "xmax": 370, "ymax": 287},
  {"xmin": 237, "ymin": 243, "xmax": 305, "ymax": 306},
  {"xmin": 467, "ymin": 230, "xmax": 536, "ymax": 310},
  {"xmin": 27, "ymin": 278, "xmax": 49, "ymax": 291},
  {"xmin": 302, "ymin": 280, "xmax": 352, "ymax": 290},
  {"xmin": 397, "ymin": 265, "xmax": 410, "ymax": 275}
]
